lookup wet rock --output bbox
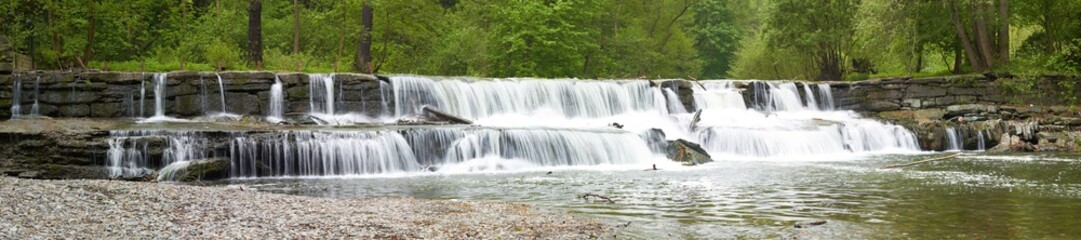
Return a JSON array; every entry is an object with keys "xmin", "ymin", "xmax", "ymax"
[
  {"xmin": 665, "ymin": 139, "xmax": 713, "ymax": 166},
  {"xmin": 157, "ymin": 158, "xmax": 230, "ymax": 182}
]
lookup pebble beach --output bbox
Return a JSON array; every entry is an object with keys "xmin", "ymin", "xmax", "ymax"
[{"xmin": 0, "ymin": 177, "xmax": 610, "ymax": 239}]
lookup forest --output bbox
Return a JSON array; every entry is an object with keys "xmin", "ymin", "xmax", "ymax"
[{"xmin": 1, "ymin": 0, "xmax": 1079, "ymax": 80}]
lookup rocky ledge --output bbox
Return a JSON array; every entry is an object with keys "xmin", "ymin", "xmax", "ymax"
[{"xmin": 0, "ymin": 176, "xmax": 611, "ymax": 239}]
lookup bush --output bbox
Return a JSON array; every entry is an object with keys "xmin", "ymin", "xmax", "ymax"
[{"xmin": 204, "ymin": 39, "xmax": 244, "ymax": 71}]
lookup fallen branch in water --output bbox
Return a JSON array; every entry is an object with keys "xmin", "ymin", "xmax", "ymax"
[
  {"xmin": 881, "ymin": 153, "xmax": 963, "ymax": 169},
  {"xmin": 687, "ymin": 76, "xmax": 707, "ymax": 90},
  {"xmin": 794, "ymin": 220, "xmax": 827, "ymax": 228},
  {"xmin": 579, "ymin": 193, "xmax": 615, "ymax": 204}
]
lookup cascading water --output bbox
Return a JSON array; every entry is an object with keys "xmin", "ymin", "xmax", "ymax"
[
  {"xmin": 152, "ymin": 74, "xmax": 166, "ymax": 117},
  {"xmin": 267, "ymin": 76, "xmax": 284, "ymax": 123},
  {"xmin": 945, "ymin": 127, "xmax": 963, "ymax": 151},
  {"xmin": 139, "ymin": 73, "xmax": 186, "ymax": 122},
  {"xmin": 686, "ymin": 81, "xmax": 918, "ymax": 159},
  {"xmin": 10, "ymin": 78, "xmax": 20, "ymax": 118},
  {"xmin": 977, "ymin": 130, "xmax": 986, "ymax": 151},
  {"xmin": 107, "ymin": 75, "xmax": 924, "ymax": 178},
  {"xmin": 106, "ymin": 127, "xmax": 657, "ymax": 178},
  {"xmin": 139, "ymin": 79, "xmax": 146, "ymax": 118},
  {"xmin": 309, "ymin": 74, "xmax": 335, "ymax": 115},
  {"xmin": 391, "ymin": 76, "xmax": 666, "ymax": 119},
  {"xmin": 29, "ymin": 76, "xmax": 40, "ymax": 116},
  {"xmin": 215, "ymin": 74, "xmax": 228, "ymax": 113}
]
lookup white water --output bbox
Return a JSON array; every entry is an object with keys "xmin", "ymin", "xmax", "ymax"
[
  {"xmin": 139, "ymin": 73, "xmax": 187, "ymax": 123},
  {"xmin": 107, "ymin": 128, "xmax": 658, "ymax": 178},
  {"xmin": 29, "ymin": 76, "xmax": 40, "ymax": 116},
  {"xmin": 108, "ymin": 75, "xmax": 922, "ymax": 178},
  {"xmin": 946, "ymin": 127, "xmax": 963, "ymax": 151},
  {"xmin": 10, "ymin": 78, "xmax": 20, "ymax": 118},
  {"xmin": 977, "ymin": 130, "xmax": 986, "ymax": 151},
  {"xmin": 9, "ymin": 76, "xmax": 42, "ymax": 119},
  {"xmin": 216, "ymin": 74, "xmax": 228, "ymax": 113},
  {"xmin": 267, "ymin": 75, "xmax": 284, "ymax": 123}
]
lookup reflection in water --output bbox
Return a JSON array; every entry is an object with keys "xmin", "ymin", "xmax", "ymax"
[{"xmin": 203, "ymin": 153, "xmax": 1081, "ymax": 239}]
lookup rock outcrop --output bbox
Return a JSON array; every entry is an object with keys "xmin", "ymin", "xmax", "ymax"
[{"xmin": 666, "ymin": 139, "xmax": 713, "ymax": 166}]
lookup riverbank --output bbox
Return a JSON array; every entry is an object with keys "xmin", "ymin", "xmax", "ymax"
[{"xmin": 0, "ymin": 176, "xmax": 611, "ymax": 239}]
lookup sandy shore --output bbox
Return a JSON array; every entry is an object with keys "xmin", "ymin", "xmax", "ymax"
[{"xmin": 0, "ymin": 177, "xmax": 610, "ymax": 239}]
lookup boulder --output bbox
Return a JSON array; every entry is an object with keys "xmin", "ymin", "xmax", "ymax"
[
  {"xmin": 157, "ymin": 158, "xmax": 230, "ymax": 182},
  {"xmin": 665, "ymin": 139, "xmax": 713, "ymax": 166}
]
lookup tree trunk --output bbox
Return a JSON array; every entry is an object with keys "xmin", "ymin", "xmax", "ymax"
[
  {"xmin": 355, "ymin": 3, "xmax": 373, "ymax": 73},
  {"xmin": 83, "ymin": 0, "xmax": 96, "ymax": 66},
  {"xmin": 945, "ymin": 0, "xmax": 984, "ymax": 71},
  {"xmin": 953, "ymin": 45, "xmax": 963, "ymax": 73},
  {"xmin": 997, "ymin": 0, "xmax": 1009, "ymax": 65},
  {"xmin": 974, "ymin": 2, "xmax": 996, "ymax": 68},
  {"xmin": 292, "ymin": 0, "xmax": 301, "ymax": 55},
  {"xmin": 247, "ymin": 0, "xmax": 263, "ymax": 68}
]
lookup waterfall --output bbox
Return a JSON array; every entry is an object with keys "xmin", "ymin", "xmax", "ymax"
[
  {"xmin": 215, "ymin": 74, "xmax": 228, "ymax": 113},
  {"xmin": 945, "ymin": 127, "xmax": 963, "ymax": 151},
  {"xmin": 152, "ymin": 73, "xmax": 166, "ymax": 117},
  {"xmin": 139, "ymin": 73, "xmax": 186, "ymax": 122},
  {"xmin": 391, "ymin": 76, "xmax": 662, "ymax": 119},
  {"xmin": 139, "ymin": 79, "xmax": 146, "ymax": 118},
  {"xmin": 801, "ymin": 83, "xmax": 819, "ymax": 111},
  {"xmin": 30, "ymin": 76, "xmax": 40, "ymax": 116},
  {"xmin": 199, "ymin": 76, "xmax": 209, "ymax": 114},
  {"xmin": 267, "ymin": 75, "xmax": 284, "ymax": 123},
  {"xmin": 976, "ymin": 130, "xmax": 986, "ymax": 151},
  {"xmin": 816, "ymin": 84, "xmax": 835, "ymax": 110},
  {"xmin": 309, "ymin": 74, "xmax": 335, "ymax": 115},
  {"xmin": 106, "ymin": 130, "xmax": 211, "ymax": 178},
  {"xmin": 663, "ymin": 88, "xmax": 687, "ymax": 114},
  {"xmin": 107, "ymin": 75, "xmax": 928, "ymax": 177},
  {"xmin": 10, "ymin": 78, "xmax": 20, "ymax": 118},
  {"xmin": 106, "ymin": 127, "xmax": 659, "ymax": 178},
  {"xmin": 688, "ymin": 80, "xmax": 919, "ymax": 159}
]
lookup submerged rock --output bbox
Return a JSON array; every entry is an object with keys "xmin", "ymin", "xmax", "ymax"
[
  {"xmin": 665, "ymin": 139, "xmax": 713, "ymax": 166},
  {"xmin": 157, "ymin": 158, "xmax": 230, "ymax": 182}
]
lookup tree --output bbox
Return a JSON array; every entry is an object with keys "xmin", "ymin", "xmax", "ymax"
[
  {"xmin": 247, "ymin": 0, "xmax": 263, "ymax": 68},
  {"xmin": 292, "ymin": 0, "xmax": 300, "ymax": 55},
  {"xmin": 692, "ymin": 0, "xmax": 741, "ymax": 78},
  {"xmin": 764, "ymin": 0, "xmax": 859, "ymax": 80},
  {"xmin": 355, "ymin": 2, "xmax": 372, "ymax": 73}
]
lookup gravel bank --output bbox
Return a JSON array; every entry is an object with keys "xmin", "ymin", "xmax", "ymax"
[{"xmin": 0, "ymin": 177, "xmax": 610, "ymax": 239}]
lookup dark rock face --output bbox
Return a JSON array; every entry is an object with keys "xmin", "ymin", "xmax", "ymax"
[
  {"xmin": 0, "ymin": 71, "xmax": 383, "ymax": 119},
  {"xmin": 0, "ymin": 120, "xmax": 114, "ymax": 179},
  {"xmin": 665, "ymin": 139, "xmax": 713, "ymax": 166},
  {"xmin": 824, "ymin": 75, "xmax": 1081, "ymax": 152}
]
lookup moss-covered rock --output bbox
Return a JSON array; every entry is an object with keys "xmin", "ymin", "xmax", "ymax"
[{"xmin": 157, "ymin": 158, "xmax": 230, "ymax": 182}]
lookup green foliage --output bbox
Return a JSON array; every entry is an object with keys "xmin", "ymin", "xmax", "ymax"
[
  {"xmin": 204, "ymin": 39, "xmax": 243, "ymax": 70},
  {"xmin": 692, "ymin": 0, "xmax": 741, "ymax": 79},
  {"xmin": 2, "ymin": 0, "xmax": 1081, "ymax": 79},
  {"xmin": 995, "ymin": 76, "xmax": 1040, "ymax": 104},
  {"xmin": 1058, "ymin": 80, "xmax": 1079, "ymax": 105}
]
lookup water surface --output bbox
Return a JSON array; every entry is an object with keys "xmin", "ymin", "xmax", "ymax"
[{"xmin": 205, "ymin": 153, "xmax": 1081, "ymax": 239}]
